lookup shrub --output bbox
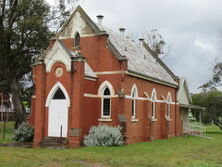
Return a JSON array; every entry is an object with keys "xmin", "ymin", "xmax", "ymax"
[
  {"xmin": 14, "ymin": 122, "xmax": 34, "ymax": 142},
  {"xmin": 84, "ymin": 125, "xmax": 124, "ymax": 147}
]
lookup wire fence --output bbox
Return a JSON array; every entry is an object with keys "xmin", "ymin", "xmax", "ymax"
[
  {"xmin": 0, "ymin": 122, "xmax": 15, "ymax": 142},
  {"xmin": 0, "ymin": 105, "xmax": 15, "ymax": 122}
]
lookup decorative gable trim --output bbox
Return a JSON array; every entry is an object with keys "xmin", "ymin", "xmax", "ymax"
[
  {"xmin": 44, "ymin": 41, "xmax": 71, "ymax": 72},
  {"xmin": 56, "ymin": 6, "xmax": 107, "ymax": 39}
]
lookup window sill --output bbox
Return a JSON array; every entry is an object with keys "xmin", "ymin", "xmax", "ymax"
[
  {"xmin": 165, "ymin": 116, "xmax": 172, "ymax": 121},
  {"xmin": 98, "ymin": 118, "xmax": 112, "ymax": 122},
  {"xmin": 149, "ymin": 117, "xmax": 157, "ymax": 122},
  {"xmin": 131, "ymin": 118, "xmax": 138, "ymax": 122},
  {"xmin": 72, "ymin": 46, "xmax": 81, "ymax": 50}
]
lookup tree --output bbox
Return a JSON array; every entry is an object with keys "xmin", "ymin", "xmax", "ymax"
[
  {"xmin": 145, "ymin": 29, "xmax": 170, "ymax": 59},
  {"xmin": 199, "ymin": 62, "xmax": 222, "ymax": 91},
  {"xmin": 192, "ymin": 91, "xmax": 222, "ymax": 130},
  {"xmin": 0, "ymin": 0, "xmax": 80, "ymax": 128},
  {"xmin": 0, "ymin": 0, "xmax": 52, "ymax": 128},
  {"xmin": 49, "ymin": 0, "xmax": 80, "ymax": 32}
]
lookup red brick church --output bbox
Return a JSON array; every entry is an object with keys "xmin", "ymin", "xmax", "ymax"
[{"xmin": 30, "ymin": 6, "xmax": 184, "ymax": 146}]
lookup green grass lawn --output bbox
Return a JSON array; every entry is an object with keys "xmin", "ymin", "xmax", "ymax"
[
  {"xmin": 0, "ymin": 124, "xmax": 222, "ymax": 167},
  {"xmin": 0, "ymin": 122, "xmax": 14, "ymax": 143}
]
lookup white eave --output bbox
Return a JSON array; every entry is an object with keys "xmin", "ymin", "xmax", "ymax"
[{"xmin": 85, "ymin": 62, "xmax": 97, "ymax": 79}]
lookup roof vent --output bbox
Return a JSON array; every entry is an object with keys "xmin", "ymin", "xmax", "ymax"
[
  {"xmin": 96, "ymin": 15, "xmax": 104, "ymax": 26},
  {"xmin": 119, "ymin": 28, "xmax": 126, "ymax": 39},
  {"xmin": 139, "ymin": 38, "xmax": 144, "ymax": 46}
]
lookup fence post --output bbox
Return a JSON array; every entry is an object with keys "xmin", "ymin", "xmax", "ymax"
[
  {"xmin": 1, "ymin": 93, "xmax": 3, "ymax": 139},
  {"xmin": 60, "ymin": 125, "xmax": 62, "ymax": 138},
  {"xmin": 3, "ymin": 121, "xmax": 5, "ymax": 140}
]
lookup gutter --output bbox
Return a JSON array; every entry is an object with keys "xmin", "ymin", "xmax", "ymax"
[
  {"xmin": 179, "ymin": 103, "xmax": 205, "ymax": 111},
  {"xmin": 126, "ymin": 70, "xmax": 178, "ymax": 88}
]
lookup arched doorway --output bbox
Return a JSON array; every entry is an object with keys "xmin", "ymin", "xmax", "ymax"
[{"xmin": 46, "ymin": 83, "xmax": 69, "ymax": 137}]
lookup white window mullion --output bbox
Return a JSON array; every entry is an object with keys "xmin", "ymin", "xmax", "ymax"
[{"xmin": 101, "ymin": 87, "xmax": 111, "ymax": 118}]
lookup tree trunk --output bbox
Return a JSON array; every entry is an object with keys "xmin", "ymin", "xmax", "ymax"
[
  {"xmin": 218, "ymin": 123, "xmax": 222, "ymax": 131},
  {"xmin": 213, "ymin": 120, "xmax": 222, "ymax": 131},
  {"xmin": 10, "ymin": 77, "xmax": 26, "ymax": 129}
]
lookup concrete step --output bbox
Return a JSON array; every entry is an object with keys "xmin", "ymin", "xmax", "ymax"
[{"xmin": 42, "ymin": 137, "xmax": 69, "ymax": 145}]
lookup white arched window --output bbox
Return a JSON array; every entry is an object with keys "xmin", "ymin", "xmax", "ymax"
[
  {"xmin": 45, "ymin": 82, "xmax": 70, "ymax": 107},
  {"xmin": 167, "ymin": 92, "xmax": 172, "ymax": 118},
  {"xmin": 131, "ymin": 84, "xmax": 138, "ymax": 119},
  {"xmin": 102, "ymin": 86, "xmax": 111, "ymax": 117},
  {"xmin": 98, "ymin": 81, "xmax": 114, "ymax": 118},
  {"xmin": 74, "ymin": 32, "xmax": 80, "ymax": 48},
  {"xmin": 151, "ymin": 89, "xmax": 157, "ymax": 119}
]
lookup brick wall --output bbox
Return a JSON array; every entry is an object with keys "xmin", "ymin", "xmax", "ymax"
[{"xmin": 31, "ymin": 34, "xmax": 183, "ymax": 146}]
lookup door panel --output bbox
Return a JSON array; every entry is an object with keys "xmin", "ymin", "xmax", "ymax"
[{"xmin": 48, "ymin": 100, "xmax": 68, "ymax": 137}]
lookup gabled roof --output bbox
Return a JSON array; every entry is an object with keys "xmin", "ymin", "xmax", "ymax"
[
  {"xmin": 58, "ymin": 40, "xmax": 78, "ymax": 58},
  {"xmin": 55, "ymin": 6, "xmax": 178, "ymax": 86},
  {"xmin": 56, "ymin": 6, "xmax": 107, "ymax": 38},
  {"xmin": 178, "ymin": 77, "xmax": 205, "ymax": 111},
  {"xmin": 177, "ymin": 77, "xmax": 192, "ymax": 103},
  {"xmin": 44, "ymin": 40, "xmax": 97, "ymax": 78},
  {"xmin": 58, "ymin": 40, "xmax": 98, "ymax": 78}
]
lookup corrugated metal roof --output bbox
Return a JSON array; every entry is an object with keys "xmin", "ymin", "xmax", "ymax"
[{"xmin": 97, "ymin": 25, "xmax": 177, "ymax": 85}]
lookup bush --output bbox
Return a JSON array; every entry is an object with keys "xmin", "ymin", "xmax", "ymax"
[
  {"xmin": 14, "ymin": 122, "xmax": 34, "ymax": 142},
  {"xmin": 84, "ymin": 125, "xmax": 124, "ymax": 147}
]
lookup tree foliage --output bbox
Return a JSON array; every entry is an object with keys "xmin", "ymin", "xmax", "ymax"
[
  {"xmin": 145, "ymin": 29, "xmax": 170, "ymax": 59},
  {"xmin": 199, "ymin": 62, "xmax": 222, "ymax": 91},
  {"xmin": 0, "ymin": 0, "xmax": 52, "ymax": 128},
  {"xmin": 0, "ymin": 0, "xmax": 80, "ymax": 128},
  {"xmin": 192, "ymin": 91, "xmax": 222, "ymax": 130},
  {"xmin": 50, "ymin": 0, "xmax": 80, "ymax": 32}
]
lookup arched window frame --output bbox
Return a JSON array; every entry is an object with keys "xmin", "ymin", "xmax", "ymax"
[
  {"xmin": 101, "ymin": 86, "xmax": 111, "ymax": 118},
  {"xmin": 167, "ymin": 92, "xmax": 172, "ymax": 118},
  {"xmin": 74, "ymin": 32, "xmax": 80, "ymax": 48},
  {"xmin": 98, "ymin": 81, "xmax": 114, "ymax": 119},
  {"xmin": 131, "ymin": 84, "xmax": 138, "ymax": 119},
  {"xmin": 45, "ymin": 82, "xmax": 70, "ymax": 107},
  {"xmin": 151, "ymin": 89, "xmax": 157, "ymax": 119}
]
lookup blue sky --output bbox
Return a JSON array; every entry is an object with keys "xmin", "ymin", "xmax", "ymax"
[{"xmin": 47, "ymin": 0, "xmax": 222, "ymax": 93}]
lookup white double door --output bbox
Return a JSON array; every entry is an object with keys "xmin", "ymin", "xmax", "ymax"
[{"xmin": 48, "ymin": 100, "xmax": 68, "ymax": 137}]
